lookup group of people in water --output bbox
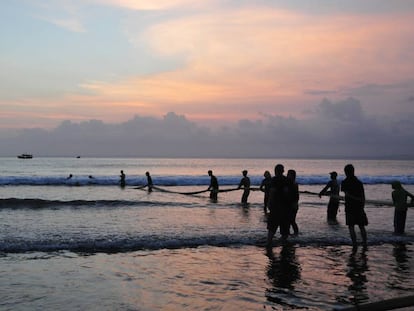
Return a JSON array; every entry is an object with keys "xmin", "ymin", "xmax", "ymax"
[
  {"xmin": 116, "ymin": 164, "xmax": 412, "ymax": 250},
  {"xmin": 119, "ymin": 170, "xmax": 153, "ymax": 192},
  {"xmin": 320, "ymin": 167, "xmax": 413, "ymax": 239},
  {"xmin": 265, "ymin": 164, "xmax": 414, "ymax": 249},
  {"xmin": 208, "ymin": 164, "xmax": 413, "ymax": 250}
]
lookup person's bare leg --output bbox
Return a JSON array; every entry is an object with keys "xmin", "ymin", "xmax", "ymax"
[
  {"xmin": 359, "ymin": 225, "xmax": 367, "ymax": 249},
  {"xmin": 267, "ymin": 230, "xmax": 275, "ymax": 248},
  {"xmin": 348, "ymin": 225, "xmax": 357, "ymax": 250}
]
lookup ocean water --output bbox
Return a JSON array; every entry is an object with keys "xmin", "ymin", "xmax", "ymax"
[{"xmin": 0, "ymin": 157, "xmax": 413, "ymax": 310}]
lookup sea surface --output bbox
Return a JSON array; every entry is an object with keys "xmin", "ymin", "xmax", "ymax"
[{"xmin": 1, "ymin": 157, "xmax": 413, "ymax": 310}]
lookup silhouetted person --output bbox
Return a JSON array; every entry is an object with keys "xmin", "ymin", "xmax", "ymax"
[
  {"xmin": 88, "ymin": 175, "xmax": 94, "ymax": 179},
  {"xmin": 267, "ymin": 164, "xmax": 293, "ymax": 247},
  {"xmin": 319, "ymin": 171, "xmax": 340, "ymax": 224},
  {"xmin": 287, "ymin": 169, "xmax": 299, "ymax": 235},
  {"xmin": 119, "ymin": 170, "xmax": 126, "ymax": 187},
  {"xmin": 238, "ymin": 170, "xmax": 250, "ymax": 205},
  {"xmin": 260, "ymin": 170, "xmax": 272, "ymax": 214},
  {"xmin": 66, "ymin": 174, "xmax": 73, "ymax": 180},
  {"xmin": 207, "ymin": 170, "xmax": 219, "ymax": 201},
  {"xmin": 341, "ymin": 164, "xmax": 367, "ymax": 250},
  {"xmin": 146, "ymin": 171, "xmax": 153, "ymax": 192},
  {"xmin": 391, "ymin": 181, "xmax": 414, "ymax": 235}
]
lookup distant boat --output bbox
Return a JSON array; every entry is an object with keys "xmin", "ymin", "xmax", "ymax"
[{"xmin": 17, "ymin": 154, "xmax": 33, "ymax": 159}]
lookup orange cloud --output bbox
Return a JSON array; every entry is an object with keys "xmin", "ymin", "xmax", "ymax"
[
  {"xmin": 10, "ymin": 5, "xmax": 413, "ymax": 128},
  {"xmin": 83, "ymin": 8, "xmax": 414, "ymax": 110}
]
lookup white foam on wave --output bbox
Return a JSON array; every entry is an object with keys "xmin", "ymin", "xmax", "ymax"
[{"xmin": 0, "ymin": 174, "xmax": 413, "ymax": 186}]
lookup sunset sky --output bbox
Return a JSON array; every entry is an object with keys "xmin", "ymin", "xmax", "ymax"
[{"xmin": 1, "ymin": 1, "xmax": 413, "ymax": 158}]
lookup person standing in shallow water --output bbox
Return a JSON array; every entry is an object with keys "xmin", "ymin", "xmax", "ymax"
[
  {"xmin": 119, "ymin": 170, "xmax": 126, "ymax": 187},
  {"xmin": 341, "ymin": 164, "xmax": 368, "ymax": 250},
  {"xmin": 260, "ymin": 170, "xmax": 272, "ymax": 214},
  {"xmin": 267, "ymin": 164, "xmax": 293, "ymax": 247},
  {"xmin": 238, "ymin": 170, "xmax": 250, "ymax": 205},
  {"xmin": 145, "ymin": 171, "xmax": 153, "ymax": 192},
  {"xmin": 319, "ymin": 171, "xmax": 340, "ymax": 224},
  {"xmin": 207, "ymin": 170, "xmax": 219, "ymax": 201},
  {"xmin": 287, "ymin": 169, "xmax": 299, "ymax": 235},
  {"xmin": 391, "ymin": 181, "xmax": 414, "ymax": 235}
]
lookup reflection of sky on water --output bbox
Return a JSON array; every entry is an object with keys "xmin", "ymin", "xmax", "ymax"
[{"xmin": 346, "ymin": 251, "xmax": 369, "ymax": 304}]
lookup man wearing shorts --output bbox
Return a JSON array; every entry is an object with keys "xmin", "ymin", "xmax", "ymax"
[{"xmin": 341, "ymin": 164, "xmax": 368, "ymax": 250}]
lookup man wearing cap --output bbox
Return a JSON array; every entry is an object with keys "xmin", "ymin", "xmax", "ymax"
[{"xmin": 319, "ymin": 171, "xmax": 340, "ymax": 224}]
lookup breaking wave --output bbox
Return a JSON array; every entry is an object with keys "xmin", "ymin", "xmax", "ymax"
[
  {"xmin": 0, "ymin": 174, "xmax": 413, "ymax": 186},
  {"xmin": 1, "ymin": 231, "xmax": 412, "ymax": 254}
]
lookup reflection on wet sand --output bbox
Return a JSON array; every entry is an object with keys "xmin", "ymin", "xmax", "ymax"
[
  {"xmin": 346, "ymin": 250, "xmax": 369, "ymax": 305},
  {"xmin": 265, "ymin": 244, "xmax": 301, "ymax": 307}
]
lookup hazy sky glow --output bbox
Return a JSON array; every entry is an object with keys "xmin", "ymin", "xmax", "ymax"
[{"xmin": 1, "ymin": 1, "xmax": 414, "ymax": 158}]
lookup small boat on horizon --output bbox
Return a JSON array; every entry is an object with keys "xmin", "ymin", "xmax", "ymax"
[{"xmin": 17, "ymin": 153, "xmax": 33, "ymax": 159}]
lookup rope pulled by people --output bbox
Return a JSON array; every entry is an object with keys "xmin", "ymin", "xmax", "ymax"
[
  {"xmin": 133, "ymin": 184, "xmax": 404, "ymax": 207},
  {"xmin": 250, "ymin": 187, "xmax": 262, "ymax": 191},
  {"xmin": 218, "ymin": 187, "xmax": 240, "ymax": 193},
  {"xmin": 135, "ymin": 185, "xmax": 255, "ymax": 195},
  {"xmin": 133, "ymin": 185, "xmax": 148, "ymax": 190},
  {"xmin": 300, "ymin": 190, "xmax": 396, "ymax": 207},
  {"xmin": 142, "ymin": 185, "xmax": 262, "ymax": 196},
  {"xmin": 152, "ymin": 186, "xmax": 210, "ymax": 195}
]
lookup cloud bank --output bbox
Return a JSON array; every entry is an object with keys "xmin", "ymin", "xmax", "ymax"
[
  {"xmin": 2, "ymin": 98, "xmax": 413, "ymax": 159},
  {"xmin": 1, "ymin": 1, "xmax": 414, "ymax": 129}
]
